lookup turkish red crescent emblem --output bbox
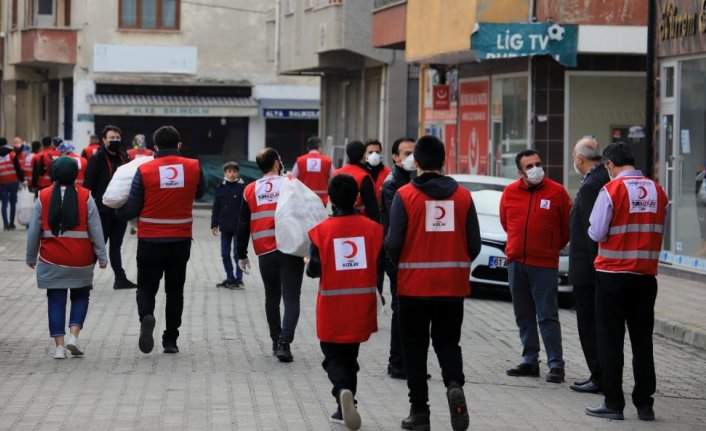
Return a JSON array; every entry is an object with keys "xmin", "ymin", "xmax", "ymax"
[
  {"xmin": 434, "ymin": 206, "xmax": 446, "ymax": 220},
  {"xmin": 436, "ymin": 89, "xmax": 448, "ymax": 99},
  {"xmin": 342, "ymin": 240, "xmax": 358, "ymax": 259},
  {"xmin": 166, "ymin": 167, "xmax": 178, "ymax": 180},
  {"xmin": 637, "ymin": 186, "xmax": 648, "ymax": 199},
  {"xmin": 265, "ymin": 180, "xmax": 273, "ymax": 193}
]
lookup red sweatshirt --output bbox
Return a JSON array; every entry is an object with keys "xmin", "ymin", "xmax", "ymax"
[{"xmin": 499, "ymin": 177, "xmax": 571, "ymax": 269}]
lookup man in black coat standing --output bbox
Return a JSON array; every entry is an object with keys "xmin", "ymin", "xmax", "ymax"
[{"xmin": 568, "ymin": 137, "xmax": 610, "ymax": 394}]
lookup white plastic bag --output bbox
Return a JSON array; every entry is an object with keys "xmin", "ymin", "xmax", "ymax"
[
  {"xmin": 102, "ymin": 156, "xmax": 154, "ymax": 209},
  {"xmin": 16, "ymin": 187, "xmax": 35, "ymax": 226},
  {"xmin": 275, "ymin": 176, "xmax": 328, "ymax": 257}
]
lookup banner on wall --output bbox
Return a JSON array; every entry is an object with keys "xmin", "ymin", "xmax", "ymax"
[
  {"xmin": 458, "ymin": 80, "xmax": 489, "ymax": 175},
  {"xmin": 433, "ymin": 85, "xmax": 451, "ymax": 110}
]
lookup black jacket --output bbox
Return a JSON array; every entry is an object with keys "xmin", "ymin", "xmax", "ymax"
[
  {"xmin": 384, "ymin": 172, "xmax": 481, "ymax": 265},
  {"xmin": 380, "ymin": 164, "xmax": 414, "ymax": 236},
  {"xmin": 84, "ymin": 146, "xmax": 129, "ymax": 214},
  {"xmin": 0, "ymin": 146, "xmax": 23, "ymax": 183},
  {"xmin": 211, "ymin": 179, "xmax": 245, "ymax": 233},
  {"xmin": 568, "ymin": 164, "xmax": 610, "ymax": 285}
]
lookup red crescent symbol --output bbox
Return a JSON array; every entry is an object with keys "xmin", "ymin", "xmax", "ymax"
[
  {"xmin": 437, "ymin": 89, "xmax": 448, "ymax": 98},
  {"xmin": 637, "ymin": 186, "xmax": 648, "ymax": 199},
  {"xmin": 166, "ymin": 167, "xmax": 178, "ymax": 180},
  {"xmin": 265, "ymin": 180, "xmax": 273, "ymax": 193},
  {"xmin": 434, "ymin": 206, "xmax": 446, "ymax": 220},
  {"xmin": 342, "ymin": 240, "xmax": 358, "ymax": 259}
]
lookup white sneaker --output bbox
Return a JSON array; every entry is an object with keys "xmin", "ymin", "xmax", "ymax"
[
  {"xmin": 54, "ymin": 345, "xmax": 66, "ymax": 359},
  {"xmin": 66, "ymin": 335, "xmax": 84, "ymax": 356}
]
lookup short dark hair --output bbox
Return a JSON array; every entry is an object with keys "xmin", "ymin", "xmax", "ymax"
[
  {"xmin": 31, "ymin": 141, "xmax": 41, "ymax": 153},
  {"xmin": 413, "ymin": 135, "xmax": 445, "ymax": 171},
  {"xmin": 153, "ymin": 126, "xmax": 181, "ymax": 149},
  {"xmin": 101, "ymin": 125, "xmax": 122, "ymax": 139},
  {"xmin": 223, "ymin": 161, "xmax": 239, "ymax": 172},
  {"xmin": 601, "ymin": 143, "xmax": 635, "ymax": 167},
  {"xmin": 0, "ymin": 138, "xmax": 6, "ymax": 147},
  {"xmin": 89, "ymin": 134, "xmax": 100, "ymax": 144},
  {"xmin": 364, "ymin": 139, "xmax": 382, "ymax": 151},
  {"xmin": 515, "ymin": 149, "xmax": 539, "ymax": 170},
  {"xmin": 41, "ymin": 136, "xmax": 52, "ymax": 147},
  {"xmin": 256, "ymin": 147, "xmax": 281, "ymax": 173},
  {"xmin": 328, "ymin": 174, "xmax": 358, "ymax": 210},
  {"xmin": 345, "ymin": 140, "xmax": 365, "ymax": 164},
  {"xmin": 306, "ymin": 136, "xmax": 321, "ymax": 151},
  {"xmin": 391, "ymin": 137, "xmax": 416, "ymax": 155}
]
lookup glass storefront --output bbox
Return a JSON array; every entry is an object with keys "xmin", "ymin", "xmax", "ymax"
[{"xmin": 490, "ymin": 74, "xmax": 528, "ymax": 178}]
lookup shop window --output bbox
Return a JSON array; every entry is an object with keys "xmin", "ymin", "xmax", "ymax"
[
  {"xmin": 119, "ymin": 0, "xmax": 179, "ymax": 30},
  {"xmin": 491, "ymin": 75, "xmax": 528, "ymax": 178}
]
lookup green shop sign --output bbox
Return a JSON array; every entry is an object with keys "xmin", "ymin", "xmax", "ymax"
[{"xmin": 471, "ymin": 22, "xmax": 578, "ymax": 67}]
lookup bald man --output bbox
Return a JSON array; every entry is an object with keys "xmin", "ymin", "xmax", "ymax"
[{"xmin": 568, "ymin": 138, "xmax": 610, "ymax": 394}]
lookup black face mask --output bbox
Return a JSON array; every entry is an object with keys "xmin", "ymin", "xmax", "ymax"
[{"xmin": 107, "ymin": 139, "xmax": 121, "ymax": 153}]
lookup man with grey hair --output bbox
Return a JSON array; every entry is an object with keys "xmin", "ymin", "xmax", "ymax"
[{"xmin": 568, "ymin": 137, "xmax": 609, "ymax": 393}]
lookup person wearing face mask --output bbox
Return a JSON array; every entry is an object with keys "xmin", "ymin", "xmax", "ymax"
[
  {"xmin": 291, "ymin": 136, "xmax": 335, "ymax": 205},
  {"xmin": 499, "ymin": 149, "xmax": 571, "ymax": 384},
  {"xmin": 364, "ymin": 139, "xmax": 391, "ymax": 205},
  {"xmin": 333, "ymin": 141, "xmax": 379, "ymax": 223},
  {"xmin": 567, "ymin": 138, "xmax": 610, "ymax": 395},
  {"xmin": 0, "ymin": 137, "xmax": 25, "ymax": 231},
  {"xmin": 84, "ymin": 125, "xmax": 137, "ymax": 290}
]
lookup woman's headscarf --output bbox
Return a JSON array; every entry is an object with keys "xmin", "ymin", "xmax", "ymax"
[{"xmin": 48, "ymin": 156, "xmax": 79, "ymax": 236}]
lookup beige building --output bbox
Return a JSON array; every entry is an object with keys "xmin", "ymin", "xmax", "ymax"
[{"xmin": 1, "ymin": 0, "xmax": 318, "ymax": 163}]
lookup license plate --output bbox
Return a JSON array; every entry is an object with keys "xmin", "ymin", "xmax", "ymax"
[{"xmin": 489, "ymin": 256, "xmax": 507, "ymax": 269}]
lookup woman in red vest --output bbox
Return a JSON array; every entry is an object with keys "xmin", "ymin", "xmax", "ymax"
[
  {"xmin": 307, "ymin": 174, "xmax": 383, "ymax": 431},
  {"xmin": 25, "ymin": 156, "xmax": 108, "ymax": 359}
]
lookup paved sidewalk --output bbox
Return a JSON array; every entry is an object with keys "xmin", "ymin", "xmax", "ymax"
[
  {"xmin": 654, "ymin": 274, "xmax": 706, "ymax": 349},
  {"xmin": 0, "ymin": 209, "xmax": 705, "ymax": 430}
]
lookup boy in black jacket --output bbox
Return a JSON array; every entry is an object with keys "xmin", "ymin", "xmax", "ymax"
[{"xmin": 211, "ymin": 162, "xmax": 245, "ymax": 289}]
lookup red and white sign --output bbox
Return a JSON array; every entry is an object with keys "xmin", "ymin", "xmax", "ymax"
[
  {"xmin": 425, "ymin": 201, "xmax": 455, "ymax": 232},
  {"xmin": 333, "ymin": 236, "xmax": 368, "ymax": 271},
  {"xmin": 433, "ymin": 85, "xmax": 451, "ymax": 111},
  {"xmin": 458, "ymin": 80, "xmax": 489, "ymax": 175},
  {"xmin": 159, "ymin": 164, "xmax": 185, "ymax": 189}
]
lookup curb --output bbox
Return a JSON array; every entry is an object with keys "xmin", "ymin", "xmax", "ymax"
[{"xmin": 654, "ymin": 316, "xmax": 706, "ymax": 350}]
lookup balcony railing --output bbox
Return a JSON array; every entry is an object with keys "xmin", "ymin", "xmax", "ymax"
[{"xmin": 373, "ymin": 0, "xmax": 406, "ymax": 11}]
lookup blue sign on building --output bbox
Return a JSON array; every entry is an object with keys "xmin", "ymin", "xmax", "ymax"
[{"xmin": 262, "ymin": 109, "xmax": 320, "ymax": 119}]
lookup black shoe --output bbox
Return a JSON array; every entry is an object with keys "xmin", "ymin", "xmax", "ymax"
[
  {"xmin": 216, "ymin": 280, "xmax": 230, "ymax": 288},
  {"xmin": 585, "ymin": 404, "xmax": 624, "ymax": 420},
  {"xmin": 330, "ymin": 406, "xmax": 344, "ymax": 424},
  {"xmin": 574, "ymin": 379, "xmax": 591, "ymax": 386},
  {"xmin": 114, "ymin": 278, "xmax": 138, "ymax": 289},
  {"xmin": 401, "ymin": 408, "xmax": 430, "ymax": 431},
  {"xmin": 339, "ymin": 389, "xmax": 361, "ymax": 430},
  {"xmin": 275, "ymin": 341, "xmax": 293, "ymax": 362},
  {"xmin": 272, "ymin": 340, "xmax": 277, "ymax": 356},
  {"xmin": 546, "ymin": 368, "xmax": 565, "ymax": 383},
  {"xmin": 637, "ymin": 405, "xmax": 655, "ymax": 421},
  {"xmin": 388, "ymin": 363, "xmax": 407, "ymax": 379},
  {"xmin": 570, "ymin": 380, "xmax": 602, "ymax": 393},
  {"xmin": 506, "ymin": 363, "xmax": 539, "ymax": 377},
  {"xmin": 447, "ymin": 382, "xmax": 469, "ymax": 431},
  {"xmin": 8, "ymin": 223, "xmax": 16, "ymax": 230},
  {"xmin": 228, "ymin": 280, "xmax": 245, "ymax": 290},
  {"xmin": 139, "ymin": 315, "xmax": 155, "ymax": 353},
  {"xmin": 163, "ymin": 341, "xmax": 179, "ymax": 354}
]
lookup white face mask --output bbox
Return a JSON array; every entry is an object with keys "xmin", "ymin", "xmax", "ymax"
[
  {"xmin": 525, "ymin": 166, "xmax": 545, "ymax": 184},
  {"xmin": 366, "ymin": 152, "xmax": 381, "ymax": 167},
  {"xmin": 402, "ymin": 154, "xmax": 416, "ymax": 172}
]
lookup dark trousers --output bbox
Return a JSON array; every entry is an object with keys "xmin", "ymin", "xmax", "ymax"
[
  {"xmin": 100, "ymin": 211, "xmax": 128, "ymax": 280},
  {"xmin": 136, "ymin": 239, "xmax": 191, "ymax": 344},
  {"xmin": 257, "ymin": 250, "xmax": 304, "ymax": 344},
  {"xmin": 574, "ymin": 283, "xmax": 601, "ymax": 384},
  {"xmin": 385, "ymin": 262, "xmax": 404, "ymax": 369},
  {"xmin": 399, "ymin": 296, "xmax": 465, "ymax": 410},
  {"xmin": 0, "ymin": 181, "xmax": 19, "ymax": 227},
  {"xmin": 220, "ymin": 231, "xmax": 243, "ymax": 282},
  {"xmin": 321, "ymin": 342, "xmax": 360, "ymax": 403},
  {"xmin": 595, "ymin": 272, "xmax": 657, "ymax": 411}
]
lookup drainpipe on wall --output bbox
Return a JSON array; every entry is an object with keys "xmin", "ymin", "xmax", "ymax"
[
  {"xmin": 274, "ymin": 0, "xmax": 281, "ymax": 73},
  {"xmin": 646, "ymin": 0, "xmax": 656, "ymax": 179}
]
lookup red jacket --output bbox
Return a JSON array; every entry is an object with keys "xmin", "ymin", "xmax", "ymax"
[
  {"xmin": 295, "ymin": 152, "xmax": 332, "ymax": 205},
  {"xmin": 309, "ymin": 215, "xmax": 382, "ymax": 343},
  {"xmin": 81, "ymin": 144, "xmax": 100, "ymax": 160},
  {"xmin": 499, "ymin": 178, "xmax": 571, "ymax": 269},
  {"xmin": 0, "ymin": 151, "xmax": 19, "ymax": 184}
]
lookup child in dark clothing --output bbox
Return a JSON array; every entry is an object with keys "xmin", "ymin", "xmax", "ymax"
[{"xmin": 211, "ymin": 161, "xmax": 245, "ymax": 289}]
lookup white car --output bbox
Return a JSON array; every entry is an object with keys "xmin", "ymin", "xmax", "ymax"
[{"xmin": 450, "ymin": 175, "xmax": 574, "ymax": 308}]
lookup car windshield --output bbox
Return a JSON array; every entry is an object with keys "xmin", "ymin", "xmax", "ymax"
[{"xmin": 458, "ymin": 182, "xmax": 505, "ymax": 216}]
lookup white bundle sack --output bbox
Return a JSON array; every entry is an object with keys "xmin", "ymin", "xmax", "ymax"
[
  {"xmin": 16, "ymin": 186, "xmax": 35, "ymax": 226},
  {"xmin": 275, "ymin": 176, "xmax": 328, "ymax": 257},
  {"xmin": 102, "ymin": 156, "xmax": 154, "ymax": 209}
]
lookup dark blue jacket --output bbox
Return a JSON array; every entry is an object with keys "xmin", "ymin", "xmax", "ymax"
[{"xmin": 211, "ymin": 179, "xmax": 245, "ymax": 233}]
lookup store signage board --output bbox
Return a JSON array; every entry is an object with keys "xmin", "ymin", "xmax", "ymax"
[
  {"xmin": 471, "ymin": 22, "xmax": 578, "ymax": 67},
  {"xmin": 262, "ymin": 109, "xmax": 320, "ymax": 119}
]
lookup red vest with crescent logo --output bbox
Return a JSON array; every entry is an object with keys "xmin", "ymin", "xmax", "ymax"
[
  {"xmin": 373, "ymin": 166, "xmax": 391, "ymax": 204},
  {"xmin": 23, "ymin": 152, "xmax": 35, "ymax": 183},
  {"xmin": 39, "ymin": 185, "xmax": 94, "ymax": 267},
  {"xmin": 594, "ymin": 176, "xmax": 668, "ymax": 275},
  {"xmin": 82, "ymin": 144, "xmax": 100, "ymax": 160},
  {"xmin": 333, "ymin": 164, "xmax": 371, "ymax": 215},
  {"xmin": 244, "ymin": 175, "xmax": 283, "ymax": 255},
  {"xmin": 33, "ymin": 149, "xmax": 59, "ymax": 188},
  {"xmin": 397, "ymin": 184, "xmax": 472, "ymax": 297},
  {"xmin": 128, "ymin": 148, "xmax": 154, "ymax": 161},
  {"xmin": 309, "ymin": 215, "xmax": 382, "ymax": 343},
  {"xmin": 0, "ymin": 151, "xmax": 19, "ymax": 184},
  {"xmin": 65, "ymin": 153, "xmax": 87, "ymax": 186},
  {"xmin": 296, "ymin": 152, "xmax": 332, "ymax": 205},
  {"xmin": 137, "ymin": 156, "xmax": 200, "ymax": 239}
]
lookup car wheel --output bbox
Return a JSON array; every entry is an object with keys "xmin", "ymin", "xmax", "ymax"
[{"xmin": 558, "ymin": 292, "xmax": 575, "ymax": 309}]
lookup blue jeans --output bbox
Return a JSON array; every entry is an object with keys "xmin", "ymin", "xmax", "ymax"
[
  {"xmin": 220, "ymin": 231, "xmax": 243, "ymax": 282},
  {"xmin": 47, "ymin": 287, "xmax": 91, "ymax": 337},
  {"xmin": 0, "ymin": 181, "xmax": 19, "ymax": 228},
  {"xmin": 508, "ymin": 262, "xmax": 564, "ymax": 369}
]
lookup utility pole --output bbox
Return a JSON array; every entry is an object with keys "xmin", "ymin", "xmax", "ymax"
[{"xmin": 646, "ymin": 0, "xmax": 656, "ymax": 178}]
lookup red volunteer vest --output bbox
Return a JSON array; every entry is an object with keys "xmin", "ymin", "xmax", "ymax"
[
  {"xmin": 594, "ymin": 176, "xmax": 668, "ymax": 275},
  {"xmin": 38, "ymin": 185, "xmax": 94, "ymax": 267},
  {"xmin": 373, "ymin": 166, "xmax": 391, "ymax": 204},
  {"xmin": 0, "ymin": 151, "xmax": 19, "ymax": 184},
  {"xmin": 244, "ymin": 175, "xmax": 283, "ymax": 255},
  {"xmin": 128, "ymin": 148, "xmax": 154, "ymax": 160},
  {"xmin": 23, "ymin": 152, "xmax": 35, "ymax": 183},
  {"xmin": 296, "ymin": 152, "xmax": 332, "ymax": 205},
  {"xmin": 397, "ymin": 184, "xmax": 472, "ymax": 297},
  {"xmin": 65, "ymin": 153, "xmax": 87, "ymax": 186},
  {"xmin": 309, "ymin": 215, "xmax": 382, "ymax": 343},
  {"xmin": 333, "ymin": 164, "xmax": 371, "ymax": 215},
  {"xmin": 81, "ymin": 144, "xmax": 100, "ymax": 160},
  {"xmin": 137, "ymin": 156, "xmax": 200, "ymax": 239},
  {"xmin": 33, "ymin": 150, "xmax": 58, "ymax": 188}
]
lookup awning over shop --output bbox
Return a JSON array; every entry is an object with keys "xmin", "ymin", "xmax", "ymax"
[{"xmin": 88, "ymin": 94, "xmax": 259, "ymax": 117}]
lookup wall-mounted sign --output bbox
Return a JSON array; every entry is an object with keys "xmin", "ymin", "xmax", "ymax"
[
  {"xmin": 433, "ymin": 85, "xmax": 450, "ymax": 110},
  {"xmin": 659, "ymin": 0, "xmax": 706, "ymax": 41},
  {"xmin": 263, "ymin": 109, "xmax": 320, "ymax": 119},
  {"xmin": 471, "ymin": 22, "xmax": 578, "ymax": 67}
]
